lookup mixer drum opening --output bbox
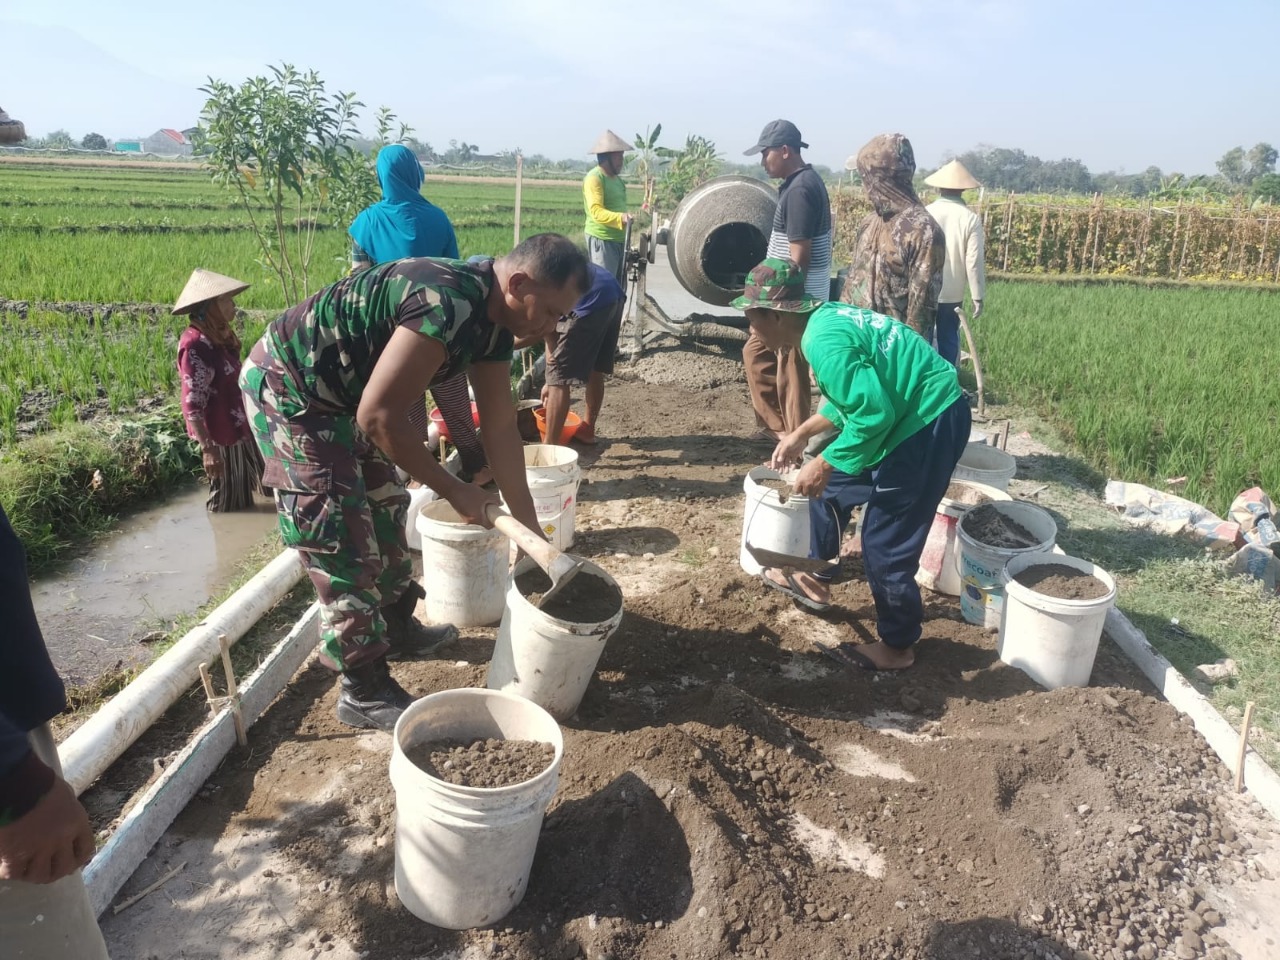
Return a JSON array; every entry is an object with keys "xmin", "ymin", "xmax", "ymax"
[
  {"xmin": 702, "ymin": 223, "xmax": 768, "ymax": 294},
  {"xmin": 665, "ymin": 176, "xmax": 778, "ymax": 307}
]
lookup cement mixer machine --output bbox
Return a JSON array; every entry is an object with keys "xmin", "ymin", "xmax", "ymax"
[
  {"xmin": 0, "ymin": 106, "xmax": 27, "ymax": 144},
  {"xmin": 621, "ymin": 176, "xmax": 779, "ymax": 357}
]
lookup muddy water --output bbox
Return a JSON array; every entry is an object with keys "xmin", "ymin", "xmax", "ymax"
[{"xmin": 31, "ymin": 486, "xmax": 278, "ymax": 683}]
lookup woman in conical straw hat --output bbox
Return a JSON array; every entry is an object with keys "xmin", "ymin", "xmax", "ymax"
[{"xmin": 173, "ymin": 269, "xmax": 267, "ymax": 512}]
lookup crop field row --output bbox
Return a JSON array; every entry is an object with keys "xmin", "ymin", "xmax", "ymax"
[
  {"xmin": 0, "ymin": 308, "xmax": 271, "ymax": 445},
  {"xmin": 0, "ymin": 164, "xmax": 637, "ymax": 309},
  {"xmin": 974, "ymin": 281, "xmax": 1278, "ymax": 516}
]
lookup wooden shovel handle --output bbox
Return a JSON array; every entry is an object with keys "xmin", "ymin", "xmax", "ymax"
[{"xmin": 484, "ymin": 503, "xmax": 560, "ymax": 570}]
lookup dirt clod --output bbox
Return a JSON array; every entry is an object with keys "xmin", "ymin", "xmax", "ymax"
[
  {"xmin": 404, "ymin": 737, "xmax": 555, "ymax": 788},
  {"xmin": 1014, "ymin": 563, "xmax": 1111, "ymax": 600}
]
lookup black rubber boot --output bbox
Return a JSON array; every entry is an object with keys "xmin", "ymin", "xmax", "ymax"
[
  {"xmin": 335, "ymin": 658, "xmax": 415, "ymax": 731},
  {"xmin": 381, "ymin": 582, "xmax": 459, "ymax": 660}
]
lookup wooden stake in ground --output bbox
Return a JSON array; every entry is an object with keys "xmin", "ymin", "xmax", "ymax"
[
  {"xmin": 217, "ymin": 634, "xmax": 247, "ymax": 747},
  {"xmin": 197, "ymin": 663, "xmax": 217, "ymax": 718},
  {"xmin": 1235, "ymin": 701, "xmax": 1256, "ymax": 793}
]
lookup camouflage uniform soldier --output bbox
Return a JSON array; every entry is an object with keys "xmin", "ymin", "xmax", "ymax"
[
  {"xmin": 840, "ymin": 134, "xmax": 945, "ymax": 343},
  {"xmin": 241, "ymin": 234, "xmax": 589, "ymax": 730}
]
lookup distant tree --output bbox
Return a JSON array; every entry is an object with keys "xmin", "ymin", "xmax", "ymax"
[
  {"xmin": 45, "ymin": 129, "xmax": 75, "ymax": 149},
  {"xmin": 1036, "ymin": 158, "xmax": 1094, "ymax": 194},
  {"xmin": 657, "ymin": 134, "xmax": 721, "ymax": 207},
  {"xmin": 629, "ymin": 124, "xmax": 675, "ymax": 208},
  {"xmin": 1216, "ymin": 146, "xmax": 1248, "ymax": 186},
  {"xmin": 1247, "ymin": 142, "xmax": 1277, "ymax": 179},
  {"xmin": 1252, "ymin": 172, "xmax": 1280, "ymax": 204},
  {"xmin": 443, "ymin": 139, "xmax": 479, "ymax": 164},
  {"xmin": 199, "ymin": 63, "xmax": 390, "ymax": 303},
  {"xmin": 81, "ymin": 132, "xmax": 108, "ymax": 151},
  {"xmin": 405, "ymin": 137, "xmax": 436, "ymax": 162}
]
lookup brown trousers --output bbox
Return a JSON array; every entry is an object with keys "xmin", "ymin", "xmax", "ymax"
[{"xmin": 743, "ymin": 333, "xmax": 812, "ymax": 436}]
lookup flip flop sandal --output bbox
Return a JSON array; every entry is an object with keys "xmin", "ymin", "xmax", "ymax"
[
  {"xmin": 758, "ymin": 569, "xmax": 832, "ymax": 613},
  {"xmin": 819, "ymin": 641, "xmax": 912, "ymax": 673}
]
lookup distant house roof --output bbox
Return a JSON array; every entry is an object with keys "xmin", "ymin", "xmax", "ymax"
[{"xmin": 158, "ymin": 129, "xmax": 188, "ymax": 145}]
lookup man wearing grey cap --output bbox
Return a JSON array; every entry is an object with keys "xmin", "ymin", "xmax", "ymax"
[{"xmin": 740, "ymin": 120, "xmax": 832, "ymax": 442}]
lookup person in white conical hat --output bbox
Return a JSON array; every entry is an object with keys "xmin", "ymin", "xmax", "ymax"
[
  {"xmin": 172, "ymin": 269, "xmax": 268, "ymax": 512},
  {"xmin": 924, "ymin": 159, "xmax": 986, "ymax": 367},
  {"xmin": 583, "ymin": 129, "xmax": 632, "ymax": 283}
]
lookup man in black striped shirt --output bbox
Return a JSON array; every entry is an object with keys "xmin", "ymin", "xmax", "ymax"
[{"xmin": 741, "ymin": 120, "xmax": 832, "ymax": 442}]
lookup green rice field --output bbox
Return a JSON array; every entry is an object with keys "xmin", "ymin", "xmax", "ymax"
[
  {"xmin": 3, "ymin": 161, "xmax": 1277, "ymax": 519},
  {"xmin": 0, "ymin": 163, "xmax": 637, "ymax": 309},
  {"xmin": 974, "ymin": 281, "xmax": 1278, "ymax": 516}
]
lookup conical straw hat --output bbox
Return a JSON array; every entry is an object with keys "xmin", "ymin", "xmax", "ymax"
[
  {"xmin": 172, "ymin": 268, "xmax": 250, "ymax": 315},
  {"xmin": 589, "ymin": 129, "xmax": 632, "ymax": 155},
  {"xmin": 924, "ymin": 159, "xmax": 981, "ymax": 190}
]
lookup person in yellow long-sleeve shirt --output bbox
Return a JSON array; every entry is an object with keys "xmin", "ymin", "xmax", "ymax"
[{"xmin": 583, "ymin": 129, "xmax": 632, "ymax": 282}]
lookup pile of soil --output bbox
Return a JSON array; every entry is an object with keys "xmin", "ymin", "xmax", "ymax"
[
  {"xmin": 1014, "ymin": 563, "xmax": 1112, "ymax": 600},
  {"xmin": 405, "ymin": 738, "xmax": 556, "ymax": 788},
  {"xmin": 944, "ymin": 482, "xmax": 992, "ymax": 506},
  {"xmin": 516, "ymin": 568, "xmax": 623, "ymax": 622},
  {"xmin": 962, "ymin": 503, "xmax": 1041, "ymax": 549}
]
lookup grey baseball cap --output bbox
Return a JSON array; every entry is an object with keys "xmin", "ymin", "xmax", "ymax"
[{"xmin": 743, "ymin": 120, "xmax": 808, "ymax": 155}]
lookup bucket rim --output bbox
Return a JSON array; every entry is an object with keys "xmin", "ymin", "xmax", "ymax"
[
  {"xmin": 1001, "ymin": 552, "xmax": 1117, "ymax": 608},
  {"xmin": 744, "ymin": 465, "xmax": 811, "ymax": 502},
  {"xmin": 939, "ymin": 479, "xmax": 1011, "ymax": 511},
  {"xmin": 958, "ymin": 442, "xmax": 1017, "ymax": 467},
  {"xmin": 416, "ymin": 500, "xmax": 505, "ymax": 540},
  {"xmin": 957, "ymin": 500, "xmax": 1057, "ymax": 554},
  {"xmin": 524, "ymin": 442, "xmax": 580, "ymax": 469},
  {"xmin": 392, "ymin": 688, "xmax": 565, "ymax": 796},
  {"xmin": 507, "ymin": 557, "xmax": 624, "ymax": 633}
]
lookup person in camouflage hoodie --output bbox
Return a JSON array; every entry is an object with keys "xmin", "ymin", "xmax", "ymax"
[
  {"xmin": 839, "ymin": 134, "xmax": 945, "ymax": 343},
  {"xmin": 241, "ymin": 234, "xmax": 589, "ymax": 730}
]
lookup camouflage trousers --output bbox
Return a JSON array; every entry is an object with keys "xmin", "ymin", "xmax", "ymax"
[{"xmin": 240, "ymin": 342, "xmax": 411, "ymax": 673}]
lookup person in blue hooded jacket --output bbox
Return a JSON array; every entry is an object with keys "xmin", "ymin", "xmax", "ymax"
[{"xmin": 350, "ymin": 145, "xmax": 489, "ymax": 484}]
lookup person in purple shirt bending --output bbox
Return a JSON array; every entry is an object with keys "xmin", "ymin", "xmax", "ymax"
[{"xmin": 522, "ymin": 262, "xmax": 626, "ymax": 446}]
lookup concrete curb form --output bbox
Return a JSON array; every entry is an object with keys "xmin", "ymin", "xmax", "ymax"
[
  {"xmin": 83, "ymin": 603, "xmax": 321, "ymax": 917},
  {"xmin": 1106, "ymin": 607, "xmax": 1280, "ymax": 821},
  {"xmin": 61, "ymin": 549, "xmax": 306, "ymax": 795}
]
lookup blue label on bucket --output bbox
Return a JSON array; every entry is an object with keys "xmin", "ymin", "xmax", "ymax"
[{"xmin": 959, "ymin": 553, "xmax": 1005, "ymax": 630}]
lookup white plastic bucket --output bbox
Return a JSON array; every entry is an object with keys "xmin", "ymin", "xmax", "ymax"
[
  {"xmin": 952, "ymin": 442, "xmax": 1018, "ymax": 492},
  {"xmin": 525, "ymin": 444, "xmax": 581, "ymax": 551},
  {"xmin": 998, "ymin": 553, "xmax": 1117, "ymax": 689},
  {"xmin": 487, "ymin": 559, "xmax": 624, "ymax": 719},
  {"xmin": 405, "ymin": 485, "xmax": 440, "ymax": 552},
  {"xmin": 915, "ymin": 481, "xmax": 1011, "ymax": 596},
  {"xmin": 739, "ymin": 467, "xmax": 811, "ymax": 575},
  {"xmin": 957, "ymin": 501, "xmax": 1058, "ymax": 630},
  {"xmin": 389, "ymin": 688, "xmax": 563, "ymax": 930},
  {"xmin": 416, "ymin": 501, "xmax": 508, "ymax": 627}
]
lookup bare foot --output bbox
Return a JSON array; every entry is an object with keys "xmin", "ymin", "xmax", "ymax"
[{"xmin": 858, "ymin": 641, "xmax": 915, "ymax": 671}]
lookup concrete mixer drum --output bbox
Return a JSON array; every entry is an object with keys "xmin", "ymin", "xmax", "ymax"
[{"xmin": 665, "ymin": 176, "xmax": 778, "ymax": 306}]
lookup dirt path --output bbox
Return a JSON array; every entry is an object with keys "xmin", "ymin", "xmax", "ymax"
[{"xmin": 96, "ymin": 359, "xmax": 1279, "ymax": 960}]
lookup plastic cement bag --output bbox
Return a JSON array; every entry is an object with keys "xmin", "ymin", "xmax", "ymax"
[
  {"xmin": 1226, "ymin": 543, "xmax": 1280, "ymax": 594},
  {"xmin": 1103, "ymin": 480, "xmax": 1241, "ymax": 551},
  {"xmin": 1228, "ymin": 487, "xmax": 1280, "ymax": 550}
]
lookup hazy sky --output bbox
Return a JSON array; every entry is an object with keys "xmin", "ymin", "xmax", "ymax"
[{"xmin": 1, "ymin": 0, "xmax": 1273, "ymax": 176}]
